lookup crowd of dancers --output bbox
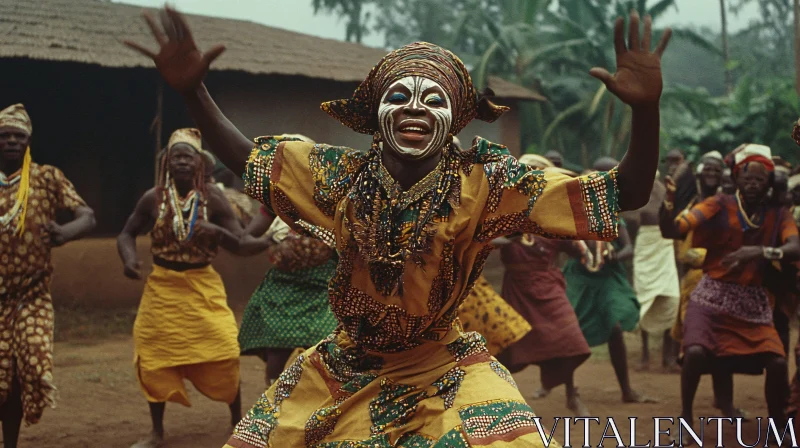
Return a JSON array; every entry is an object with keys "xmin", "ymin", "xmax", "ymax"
[{"xmin": 0, "ymin": 5, "xmax": 798, "ymax": 448}]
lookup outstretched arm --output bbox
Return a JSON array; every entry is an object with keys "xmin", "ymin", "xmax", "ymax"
[
  {"xmin": 590, "ymin": 12, "xmax": 672, "ymax": 211},
  {"xmin": 125, "ymin": 8, "xmax": 251, "ymax": 174},
  {"xmin": 117, "ymin": 189, "xmax": 157, "ymax": 280}
]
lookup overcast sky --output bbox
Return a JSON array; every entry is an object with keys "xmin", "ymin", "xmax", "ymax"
[{"xmin": 114, "ymin": 0, "xmax": 760, "ymax": 48}]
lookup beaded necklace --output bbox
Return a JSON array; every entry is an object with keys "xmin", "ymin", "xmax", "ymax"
[
  {"xmin": 0, "ymin": 169, "xmax": 25, "ymax": 231},
  {"xmin": 735, "ymin": 190, "xmax": 763, "ymax": 230},
  {"xmin": 158, "ymin": 179, "xmax": 207, "ymax": 242},
  {"xmin": 350, "ymin": 139, "xmax": 462, "ymax": 296}
]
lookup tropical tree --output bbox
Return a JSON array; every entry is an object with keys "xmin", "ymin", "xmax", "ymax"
[
  {"xmin": 663, "ymin": 76, "xmax": 800, "ymax": 164},
  {"xmin": 311, "ymin": 0, "xmax": 374, "ymax": 43}
]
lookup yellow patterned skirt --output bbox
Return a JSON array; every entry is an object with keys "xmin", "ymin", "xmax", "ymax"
[
  {"xmin": 457, "ymin": 276, "xmax": 532, "ymax": 355},
  {"xmin": 225, "ymin": 329, "xmax": 559, "ymax": 448}
]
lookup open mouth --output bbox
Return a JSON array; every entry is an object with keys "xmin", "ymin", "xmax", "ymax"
[{"xmin": 397, "ymin": 121, "xmax": 431, "ymax": 142}]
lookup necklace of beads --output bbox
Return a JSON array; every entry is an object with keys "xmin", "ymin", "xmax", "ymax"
[
  {"xmin": 735, "ymin": 190, "xmax": 763, "ymax": 230},
  {"xmin": 163, "ymin": 181, "xmax": 207, "ymax": 242},
  {"xmin": 578, "ymin": 240, "xmax": 608, "ymax": 273},
  {"xmin": 351, "ymin": 141, "xmax": 461, "ymax": 296},
  {"xmin": 0, "ymin": 172, "xmax": 23, "ymax": 229}
]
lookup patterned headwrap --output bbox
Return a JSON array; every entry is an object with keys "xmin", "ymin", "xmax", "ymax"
[
  {"xmin": 321, "ymin": 41, "xmax": 508, "ymax": 136},
  {"xmin": 0, "ymin": 104, "xmax": 32, "ymax": 135},
  {"xmin": 731, "ymin": 144, "xmax": 773, "ymax": 177},
  {"xmin": 0, "ymin": 104, "xmax": 33, "ymax": 236},
  {"xmin": 168, "ymin": 128, "xmax": 202, "ymax": 152}
]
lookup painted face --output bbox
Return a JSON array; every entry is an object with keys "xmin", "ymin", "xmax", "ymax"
[
  {"xmin": 0, "ymin": 126, "xmax": 30, "ymax": 165},
  {"xmin": 378, "ymin": 76, "xmax": 453, "ymax": 161},
  {"xmin": 168, "ymin": 144, "xmax": 199, "ymax": 183}
]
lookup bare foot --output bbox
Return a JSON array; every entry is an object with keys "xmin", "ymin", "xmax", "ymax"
[
  {"xmin": 531, "ymin": 388, "xmax": 551, "ymax": 399},
  {"xmin": 622, "ymin": 390, "xmax": 658, "ymax": 404},
  {"xmin": 567, "ymin": 390, "xmax": 591, "ymax": 417},
  {"xmin": 130, "ymin": 432, "xmax": 164, "ymax": 448}
]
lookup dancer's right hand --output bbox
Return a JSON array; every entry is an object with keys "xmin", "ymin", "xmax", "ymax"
[
  {"xmin": 124, "ymin": 6, "xmax": 225, "ymax": 96},
  {"xmin": 124, "ymin": 260, "xmax": 143, "ymax": 280}
]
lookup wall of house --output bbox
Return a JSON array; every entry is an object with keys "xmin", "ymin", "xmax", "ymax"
[
  {"xmin": 50, "ymin": 237, "xmax": 272, "ymax": 309},
  {"xmin": 207, "ymin": 72, "xmax": 374, "ymax": 150}
]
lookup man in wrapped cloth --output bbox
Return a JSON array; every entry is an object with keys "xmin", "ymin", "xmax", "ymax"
[
  {"xmin": 632, "ymin": 171, "xmax": 680, "ymax": 371},
  {"xmin": 117, "ymin": 128, "xmax": 255, "ymax": 447},
  {"xmin": 0, "ymin": 104, "xmax": 96, "ymax": 447},
  {"xmin": 126, "ymin": 7, "xmax": 671, "ymax": 447},
  {"xmin": 660, "ymin": 143, "xmax": 795, "ymax": 426}
]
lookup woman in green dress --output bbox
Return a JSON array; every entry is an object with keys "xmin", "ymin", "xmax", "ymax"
[
  {"xmin": 238, "ymin": 206, "xmax": 338, "ymax": 385},
  {"xmin": 563, "ymin": 158, "xmax": 652, "ymax": 404}
]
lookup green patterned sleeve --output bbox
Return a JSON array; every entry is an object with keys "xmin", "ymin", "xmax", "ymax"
[
  {"xmin": 243, "ymin": 136, "xmax": 364, "ymax": 240},
  {"xmin": 473, "ymin": 140, "xmax": 619, "ymax": 242}
]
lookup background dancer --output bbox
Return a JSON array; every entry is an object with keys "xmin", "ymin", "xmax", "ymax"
[
  {"xmin": 237, "ymin": 206, "xmax": 339, "ymax": 385},
  {"xmin": 632, "ymin": 171, "xmax": 680, "ymax": 372},
  {"xmin": 117, "ymin": 128, "xmax": 246, "ymax": 448},
  {"xmin": 660, "ymin": 143, "xmax": 796, "ymax": 426},
  {"xmin": 496, "ymin": 222, "xmax": 592, "ymax": 416},
  {"xmin": 0, "ymin": 104, "xmax": 96, "ymax": 448},
  {"xmin": 564, "ymin": 158, "xmax": 654, "ymax": 405},
  {"xmin": 125, "ymin": 8, "xmax": 671, "ymax": 446}
]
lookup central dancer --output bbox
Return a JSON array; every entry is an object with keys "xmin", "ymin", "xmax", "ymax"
[{"xmin": 126, "ymin": 8, "xmax": 671, "ymax": 447}]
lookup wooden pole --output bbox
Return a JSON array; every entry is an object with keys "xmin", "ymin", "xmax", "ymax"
[
  {"xmin": 152, "ymin": 79, "xmax": 164, "ymax": 185},
  {"xmin": 720, "ymin": 0, "xmax": 733, "ymax": 94}
]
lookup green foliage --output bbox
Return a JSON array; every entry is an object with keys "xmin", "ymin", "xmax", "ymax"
[{"xmin": 663, "ymin": 76, "xmax": 800, "ymax": 165}]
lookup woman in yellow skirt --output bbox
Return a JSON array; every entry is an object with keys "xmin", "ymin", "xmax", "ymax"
[
  {"xmin": 117, "ymin": 129, "xmax": 265, "ymax": 448},
  {"xmin": 126, "ymin": 9, "xmax": 671, "ymax": 446}
]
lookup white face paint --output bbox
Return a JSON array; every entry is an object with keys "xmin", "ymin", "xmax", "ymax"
[{"xmin": 378, "ymin": 76, "xmax": 453, "ymax": 161}]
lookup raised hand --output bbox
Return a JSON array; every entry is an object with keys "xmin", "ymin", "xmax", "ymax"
[
  {"xmin": 124, "ymin": 7, "xmax": 225, "ymax": 95},
  {"xmin": 590, "ymin": 12, "xmax": 672, "ymax": 108}
]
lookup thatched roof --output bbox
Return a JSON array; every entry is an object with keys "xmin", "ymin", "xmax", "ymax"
[{"xmin": 0, "ymin": 0, "xmax": 544, "ymax": 100}]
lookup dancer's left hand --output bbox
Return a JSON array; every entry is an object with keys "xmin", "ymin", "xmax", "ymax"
[
  {"xmin": 46, "ymin": 221, "xmax": 69, "ymax": 247},
  {"xmin": 721, "ymin": 246, "xmax": 762, "ymax": 269},
  {"xmin": 590, "ymin": 11, "xmax": 672, "ymax": 108}
]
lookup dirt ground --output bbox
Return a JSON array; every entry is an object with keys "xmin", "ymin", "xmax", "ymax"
[
  {"xmin": 11, "ymin": 329, "xmax": 796, "ymax": 448},
  {"xmin": 13, "ymin": 253, "xmax": 799, "ymax": 447}
]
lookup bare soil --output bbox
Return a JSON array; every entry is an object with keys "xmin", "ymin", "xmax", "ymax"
[{"xmin": 12, "ymin": 329, "xmax": 796, "ymax": 448}]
